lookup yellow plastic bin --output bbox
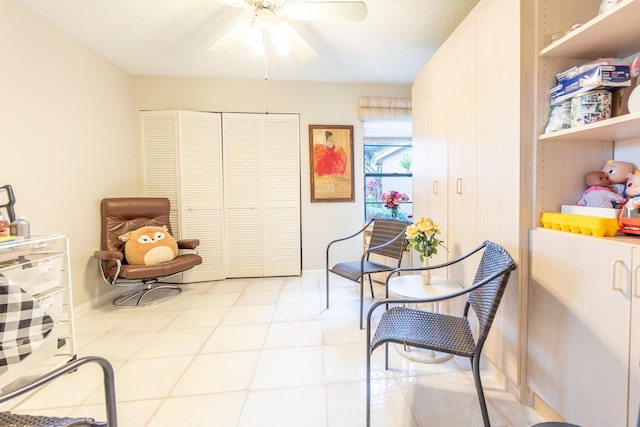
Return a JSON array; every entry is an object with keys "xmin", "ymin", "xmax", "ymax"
[{"xmin": 540, "ymin": 212, "xmax": 619, "ymax": 237}]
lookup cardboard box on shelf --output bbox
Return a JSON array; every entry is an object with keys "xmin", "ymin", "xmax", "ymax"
[{"xmin": 551, "ymin": 64, "xmax": 630, "ymax": 105}]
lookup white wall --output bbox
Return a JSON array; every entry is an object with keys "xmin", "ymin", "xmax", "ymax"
[
  {"xmin": 1, "ymin": 0, "xmax": 135, "ymax": 307},
  {"xmin": 131, "ymin": 77, "xmax": 410, "ymax": 273}
]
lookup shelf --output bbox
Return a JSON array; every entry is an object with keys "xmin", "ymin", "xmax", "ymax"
[
  {"xmin": 540, "ymin": 0, "xmax": 640, "ymax": 60},
  {"xmin": 539, "ymin": 111, "xmax": 640, "ymax": 141}
]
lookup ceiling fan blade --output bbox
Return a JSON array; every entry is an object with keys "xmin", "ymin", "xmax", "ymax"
[
  {"xmin": 211, "ymin": 0, "xmax": 246, "ymax": 7},
  {"xmin": 278, "ymin": 22, "xmax": 318, "ymax": 61},
  {"xmin": 209, "ymin": 18, "xmax": 250, "ymax": 52},
  {"xmin": 285, "ymin": 1, "xmax": 368, "ymax": 21}
]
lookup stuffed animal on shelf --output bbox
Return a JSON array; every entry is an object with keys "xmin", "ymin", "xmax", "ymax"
[
  {"xmin": 118, "ymin": 225, "xmax": 178, "ymax": 265},
  {"xmin": 601, "ymin": 159, "xmax": 635, "ymax": 195},
  {"xmin": 622, "ymin": 171, "xmax": 640, "ymax": 213},
  {"xmin": 577, "ymin": 171, "xmax": 626, "ymax": 208}
]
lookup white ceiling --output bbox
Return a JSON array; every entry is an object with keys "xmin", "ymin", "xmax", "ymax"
[{"xmin": 14, "ymin": 0, "xmax": 479, "ymax": 85}]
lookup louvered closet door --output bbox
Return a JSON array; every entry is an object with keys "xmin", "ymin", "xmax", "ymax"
[
  {"xmin": 142, "ymin": 110, "xmax": 225, "ymax": 282},
  {"xmin": 223, "ymin": 113, "xmax": 301, "ymax": 278},
  {"xmin": 222, "ymin": 113, "xmax": 264, "ymax": 277},
  {"xmin": 262, "ymin": 114, "xmax": 301, "ymax": 276},
  {"xmin": 177, "ymin": 111, "xmax": 224, "ymax": 281},
  {"xmin": 142, "ymin": 111, "xmax": 180, "ymax": 232}
]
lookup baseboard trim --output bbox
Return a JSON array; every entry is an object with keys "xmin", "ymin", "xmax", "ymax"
[{"xmin": 531, "ymin": 393, "xmax": 565, "ymax": 422}]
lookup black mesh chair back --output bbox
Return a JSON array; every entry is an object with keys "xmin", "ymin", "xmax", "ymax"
[
  {"xmin": 365, "ymin": 240, "xmax": 516, "ymax": 427},
  {"xmin": 367, "ymin": 219, "xmax": 409, "ymax": 260},
  {"xmin": 326, "ymin": 219, "xmax": 408, "ymax": 329},
  {"xmin": 467, "ymin": 241, "xmax": 514, "ymax": 345}
]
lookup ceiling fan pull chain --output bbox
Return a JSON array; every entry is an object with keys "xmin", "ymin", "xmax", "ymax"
[{"xmin": 264, "ymin": 46, "xmax": 269, "ymax": 114}]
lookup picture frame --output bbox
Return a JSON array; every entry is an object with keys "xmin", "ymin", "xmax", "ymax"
[{"xmin": 309, "ymin": 125, "xmax": 354, "ymax": 202}]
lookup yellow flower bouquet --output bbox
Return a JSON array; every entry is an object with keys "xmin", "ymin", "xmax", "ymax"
[{"xmin": 405, "ymin": 217, "xmax": 446, "ymax": 262}]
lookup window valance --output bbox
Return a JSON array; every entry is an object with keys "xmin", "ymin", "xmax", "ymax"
[{"xmin": 358, "ymin": 97, "xmax": 412, "ymax": 121}]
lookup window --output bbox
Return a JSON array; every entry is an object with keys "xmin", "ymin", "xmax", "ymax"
[{"xmin": 363, "ymin": 121, "xmax": 412, "ymax": 222}]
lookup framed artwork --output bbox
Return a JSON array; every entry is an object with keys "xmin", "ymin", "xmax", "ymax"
[{"xmin": 309, "ymin": 125, "xmax": 354, "ymax": 202}]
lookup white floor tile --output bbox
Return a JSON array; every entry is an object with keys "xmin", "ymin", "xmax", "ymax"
[
  {"xmin": 201, "ymin": 324, "xmax": 269, "ymax": 353},
  {"xmin": 220, "ymin": 304, "xmax": 276, "ymax": 325},
  {"xmin": 148, "ymin": 392, "xmax": 246, "ymax": 427},
  {"xmin": 115, "ymin": 356, "xmax": 193, "ymax": 401},
  {"xmin": 134, "ymin": 327, "xmax": 213, "ymax": 358},
  {"xmin": 263, "ymin": 320, "xmax": 323, "ymax": 348},
  {"xmin": 166, "ymin": 306, "xmax": 229, "ymax": 329},
  {"xmin": 239, "ymin": 385, "xmax": 327, "ymax": 427},
  {"xmin": 251, "ymin": 347, "xmax": 325, "ymax": 389},
  {"xmin": 172, "ymin": 351, "xmax": 260, "ymax": 395}
]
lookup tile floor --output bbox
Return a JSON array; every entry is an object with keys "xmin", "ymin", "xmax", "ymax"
[{"xmin": 5, "ymin": 275, "xmax": 546, "ymax": 426}]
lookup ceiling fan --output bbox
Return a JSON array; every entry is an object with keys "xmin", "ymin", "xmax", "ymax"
[{"xmin": 209, "ymin": 0, "xmax": 368, "ymax": 61}]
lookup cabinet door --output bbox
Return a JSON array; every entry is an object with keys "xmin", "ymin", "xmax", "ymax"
[
  {"xmin": 529, "ymin": 229, "xmax": 630, "ymax": 426},
  {"xmin": 418, "ymin": 53, "xmax": 449, "ymax": 268},
  {"xmin": 630, "ymin": 247, "xmax": 640, "ymax": 427},
  {"xmin": 446, "ymin": 21, "xmax": 477, "ymax": 283},
  {"xmin": 475, "ymin": 0, "xmax": 523, "ymax": 386}
]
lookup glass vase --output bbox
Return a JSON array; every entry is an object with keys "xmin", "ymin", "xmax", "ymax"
[{"xmin": 420, "ymin": 257, "xmax": 431, "ymax": 286}]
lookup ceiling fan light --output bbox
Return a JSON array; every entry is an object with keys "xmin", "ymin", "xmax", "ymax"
[
  {"xmin": 270, "ymin": 26, "xmax": 290, "ymax": 55},
  {"xmin": 274, "ymin": 40, "xmax": 291, "ymax": 55},
  {"xmin": 242, "ymin": 25, "xmax": 262, "ymax": 44}
]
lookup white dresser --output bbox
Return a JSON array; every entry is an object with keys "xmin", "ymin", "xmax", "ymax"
[{"xmin": 0, "ymin": 235, "xmax": 76, "ymax": 391}]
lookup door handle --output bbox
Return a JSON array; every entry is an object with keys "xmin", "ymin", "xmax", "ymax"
[
  {"xmin": 456, "ymin": 178, "xmax": 462, "ymax": 195},
  {"xmin": 612, "ymin": 259, "xmax": 624, "ymax": 291},
  {"xmin": 432, "ymin": 180, "xmax": 438, "ymax": 195}
]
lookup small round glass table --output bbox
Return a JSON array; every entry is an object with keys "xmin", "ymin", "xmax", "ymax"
[{"xmin": 387, "ymin": 274, "xmax": 462, "ymax": 363}]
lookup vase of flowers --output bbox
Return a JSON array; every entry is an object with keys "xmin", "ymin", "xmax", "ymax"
[
  {"xmin": 405, "ymin": 217, "xmax": 447, "ymax": 286},
  {"xmin": 380, "ymin": 190, "xmax": 409, "ymax": 219}
]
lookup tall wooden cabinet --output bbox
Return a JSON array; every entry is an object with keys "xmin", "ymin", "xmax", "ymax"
[
  {"xmin": 529, "ymin": 1, "xmax": 640, "ymax": 425},
  {"xmin": 412, "ymin": 0, "xmax": 533, "ymax": 397},
  {"xmin": 142, "ymin": 110, "xmax": 301, "ymax": 281}
]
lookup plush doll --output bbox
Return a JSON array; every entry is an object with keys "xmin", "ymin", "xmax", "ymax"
[
  {"xmin": 601, "ymin": 159, "xmax": 635, "ymax": 195},
  {"xmin": 118, "ymin": 225, "xmax": 178, "ymax": 265},
  {"xmin": 623, "ymin": 171, "xmax": 640, "ymax": 213},
  {"xmin": 577, "ymin": 171, "xmax": 626, "ymax": 208}
]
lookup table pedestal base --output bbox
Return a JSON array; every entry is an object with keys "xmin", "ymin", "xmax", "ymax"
[{"xmin": 394, "ymin": 343, "xmax": 453, "ymax": 363}]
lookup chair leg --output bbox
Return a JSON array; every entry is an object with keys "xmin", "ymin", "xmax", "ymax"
[
  {"xmin": 471, "ymin": 355, "xmax": 491, "ymax": 427},
  {"xmin": 368, "ymin": 274, "xmax": 375, "ymax": 298},
  {"xmin": 360, "ymin": 277, "xmax": 365, "ymax": 329},
  {"xmin": 366, "ymin": 344, "xmax": 372, "ymax": 427},
  {"xmin": 384, "ymin": 342, "xmax": 389, "ymax": 371},
  {"xmin": 326, "ymin": 269, "xmax": 330, "ymax": 309}
]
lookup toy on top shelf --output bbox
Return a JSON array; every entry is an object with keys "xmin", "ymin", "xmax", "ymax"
[
  {"xmin": 577, "ymin": 171, "xmax": 626, "ymax": 208},
  {"xmin": 601, "ymin": 159, "xmax": 635, "ymax": 195}
]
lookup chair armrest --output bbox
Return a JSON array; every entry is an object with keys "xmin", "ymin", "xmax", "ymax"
[
  {"xmin": 0, "ymin": 356, "xmax": 118, "ymax": 426},
  {"xmin": 94, "ymin": 250, "xmax": 124, "ymax": 262},
  {"xmin": 383, "ymin": 241, "xmax": 486, "ymax": 279},
  {"xmin": 326, "ymin": 219, "xmax": 374, "ymax": 251},
  {"xmin": 177, "ymin": 239, "xmax": 199, "ymax": 250},
  {"xmin": 369, "ymin": 256, "xmax": 516, "ymax": 323}
]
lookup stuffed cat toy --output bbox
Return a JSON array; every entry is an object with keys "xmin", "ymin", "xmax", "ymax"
[{"xmin": 118, "ymin": 225, "xmax": 178, "ymax": 265}]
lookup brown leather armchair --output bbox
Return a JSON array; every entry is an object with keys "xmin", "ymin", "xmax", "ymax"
[{"xmin": 94, "ymin": 197, "xmax": 202, "ymax": 307}]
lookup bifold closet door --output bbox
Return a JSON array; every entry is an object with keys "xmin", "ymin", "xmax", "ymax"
[
  {"xmin": 222, "ymin": 113, "xmax": 301, "ymax": 278},
  {"xmin": 142, "ymin": 110, "xmax": 225, "ymax": 282}
]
